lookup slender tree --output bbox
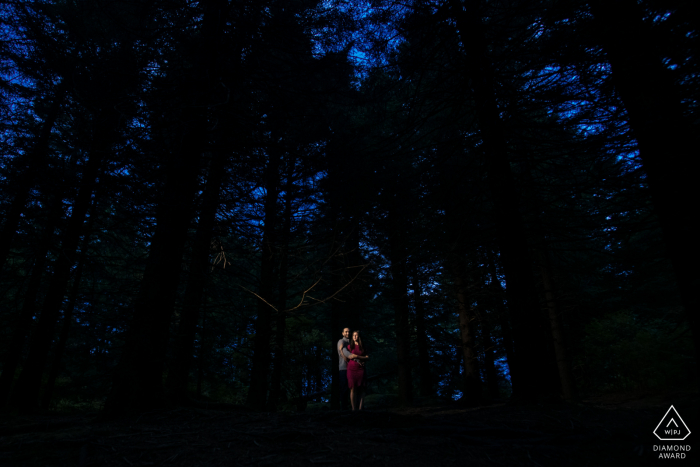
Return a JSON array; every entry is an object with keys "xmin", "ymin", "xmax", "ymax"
[
  {"xmin": 166, "ymin": 148, "xmax": 228, "ymax": 403},
  {"xmin": 247, "ymin": 151, "xmax": 281, "ymax": 410},
  {"xmin": 269, "ymin": 160, "xmax": 295, "ymax": 411},
  {"xmin": 411, "ymin": 268, "xmax": 433, "ymax": 397},
  {"xmin": 451, "ymin": 261, "xmax": 482, "ymax": 404},
  {"xmin": 388, "ymin": 201, "xmax": 413, "ymax": 407}
]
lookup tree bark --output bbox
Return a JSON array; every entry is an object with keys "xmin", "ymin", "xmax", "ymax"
[
  {"xmin": 589, "ymin": 0, "xmax": 700, "ymax": 375},
  {"xmin": 481, "ymin": 320, "xmax": 501, "ymax": 399},
  {"xmin": 330, "ymin": 303, "xmax": 341, "ymax": 410},
  {"xmin": 538, "ymin": 249, "xmax": 576, "ymax": 401},
  {"xmin": 269, "ymin": 160, "xmax": 294, "ymax": 411},
  {"xmin": 388, "ymin": 206, "xmax": 412, "ymax": 407},
  {"xmin": 103, "ymin": 0, "xmax": 228, "ymax": 417},
  {"xmin": 487, "ymin": 254, "xmax": 516, "ymax": 388},
  {"xmin": 105, "ymin": 120, "xmax": 203, "ymax": 416},
  {"xmin": 196, "ymin": 313, "xmax": 206, "ymax": 397},
  {"xmin": 452, "ymin": 265, "xmax": 482, "ymax": 405},
  {"xmin": 448, "ymin": 0, "xmax": 558, "ymax": 401},
  {"xmin": 165, "ymin": 150, "xmax": 227, "ymax": 404},
  {"xmin": 411, "ymin": 269, "xmax": 433, "ymax": 397},
  {"xmin": 329, "ymin": 213, "xmax": 343, "ymax": 411},
  {"xmin": 246, "ymin": 152, "xmax": 281, "ymax": 410}
]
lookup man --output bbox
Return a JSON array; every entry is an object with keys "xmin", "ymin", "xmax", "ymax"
[{"xmin": 337, "ymin": 327, "xmax": 358, "ymax": 410}]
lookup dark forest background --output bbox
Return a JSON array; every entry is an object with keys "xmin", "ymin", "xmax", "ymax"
[{"xmin": 0, "ymin": 0, "xmax": 697, "ymax": 416}]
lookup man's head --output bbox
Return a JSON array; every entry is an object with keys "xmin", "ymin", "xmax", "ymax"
[{"xmin": 342, "ymin": 327, "xmax": 350, "ymax": 339}]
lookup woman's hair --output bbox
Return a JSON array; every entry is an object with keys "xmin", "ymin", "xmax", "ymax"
[{"xmin": 349, "ymin": 330, "xmax": 364, "ymax": 352}]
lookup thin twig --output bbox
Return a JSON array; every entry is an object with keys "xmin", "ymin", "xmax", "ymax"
[{"xmin": 237, "ymin": 284, "xmax": 278, "ymax": 311}]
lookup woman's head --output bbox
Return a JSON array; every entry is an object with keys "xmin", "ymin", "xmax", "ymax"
[{"xmin": 350, "ymin": 330, "xmax": 363, "ymax": 351}]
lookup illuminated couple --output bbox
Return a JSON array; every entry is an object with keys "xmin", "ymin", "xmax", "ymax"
[{"xmin": 337, "ymin": 327, "xmax": 369, "ymax": 410}]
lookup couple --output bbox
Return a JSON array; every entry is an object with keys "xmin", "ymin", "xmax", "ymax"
[{"xmin": 337, "ymin": 327, "xmax": 369, "ymax": 411}]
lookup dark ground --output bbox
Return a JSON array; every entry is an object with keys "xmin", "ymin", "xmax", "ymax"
[{"xmin": 1, "ymin": 388, "xmax": 697, "ymax": 466}]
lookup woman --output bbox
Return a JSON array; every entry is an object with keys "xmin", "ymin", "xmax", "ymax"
[{"xmin": 347, "ymin": 330, "xmax": 369, "ymax": 410}]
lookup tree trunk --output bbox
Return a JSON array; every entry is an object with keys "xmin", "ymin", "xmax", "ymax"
[
  {"xmin": 411, "ymin": 269, "xmax": 433, "ymax": 397},
  {"xmin": 11, "ymin": 107, "xmax": 118, "ymax": 413},
  {"xmin": 104, "ymin": 0, "xmax": 227, "ymax": 417},
  {"xmin": 330, "ymin": 303, "xmax": 341, "ymax": 410},
  {"xmin": 268, "ymin": 290, "xmax": 287, "ymax": 411},
  {"xmin": 589, "ymin": 0, "xmax": 700, "ymax": 374},
  {"xmin": 105, "ymin": 121, "xmax": 203, "ymax": 416},
  {"xmin": 448, "ymin": 0, "xmax": 558, "ymax": 401},
  {"xmin": 481, "ymin": 320, "xmax": 501, "ymax": 400},
  {"xmin": 487, "ymin": 254, "xmax": 516, "ymax": 388},
  {"xmin": 0, "ymin": 83, "xmax": 65, "ymax": 273},
  {"xmin": 538, "ymin": 249, "xmax": 576, "ymax": 401},
  {"xmin": 269, "ymin": 161, "xmax": 294, "ymax": 411},
  {"xmin": 247, "ymin": 152, "xmax": 281, "ymax": 410},
  {"xmin": 166, "ymin": 0, "xmax": 237, "ymax": 403},
  {"xmin": 166, "ymin": 150, "xmax": 227, "ymax": 404},
  {"xmin": 452, "ymin": 266, "xmax": 482, "ymax": 405},
  {"xmin": 329, "ymin": 214, "xmax": 343, "ymax": 410},
  {"xmin": 197, "ymin": 313, "xmax": 207, "ymax": 398},
  {"xmin": 388, "ymin": 207, "xmax": 412, "ymax": 407}
]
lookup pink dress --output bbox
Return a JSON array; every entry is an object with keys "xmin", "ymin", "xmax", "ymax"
[{"xmin": 347, "ymin": 345, "xmax": 366, "ymax": 388}]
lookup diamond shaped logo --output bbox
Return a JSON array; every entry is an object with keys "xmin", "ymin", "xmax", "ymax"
[{"xmin": 654, "ymin": 405, "xmax": 691, "ymax": 441}]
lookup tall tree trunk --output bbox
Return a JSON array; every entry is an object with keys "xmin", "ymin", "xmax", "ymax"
[
  {"xmin": 247, "ymin": 152, "xmax": 280, "ymax": 410},
  {"xmin": 388, "ymin": 206, "xmax": 412, "ymax": 407},
  {"xmin": 40, "ymin": 249, "xmax": 86, "ymax": 411},
  {"xmin": 105, "ymin": 122, "xmax": 203, "ymax": 416},
  {"xmin": 487, "ymin": 254, "xmax": 516, "ymax": 387},
  {"xmin": 104, "ymin": 0, "xmax": 227, "ymax": 416},
  {"xmin": 538, "ymin": 249, "xmax": 576, "ymax": 401},
  {"xmin": 268, "ymin": 285, "xmax": 288, "ymax": 411},
  {"xmin": 330, "ymin": 301, "xmax": 341, "ymax": 410},
  {"xmin": 0, "ymin": 192, "xmax": 63, "ymax": 408},
  {"xmin": 166, "ymin": 0, "xmax": 238, "ymax": 403},
  {"xmin": 411, "ymin": 268, "xmax": 433, "ymax": 397},
  {"xmin": 346, "ymin": 218, "xmax": 364, "ymax": 332},
  {"xmin": 452, "ymin": 265, "xmax": 482, "ymax": 405},
  {"xmin": 0, "ymin": 84, "xmax": 65, "ymax": 273},
  {"xmin": 448, "ymin": 0, "xmax": 557, "ymax": 401},
  {"xmin": 11, "ymin": 108, "xmax": 118, "ymax": 413},
  {"xmin": 269, "ymin": 161, "xmax": 294, "ymax": 411},
  {"xmin": 165, "ymin": 150, "xmax": 227, "ymax": 404},
  {"xmin": 481, "ymin": 319, "xmax": 501, "ymax": 400},
  {"xmin": 589, "ymin": 0, "xmax": 700, "ymax": 373},
  {"xmin": 196, "ymin": 313, "xmax": 207, "ymax": 398},
  {"xmin": 329, "ymin": 215, "xmax": 343, "ymax": 411},
  {"xmin": 519, "ymin": 151, "xmax": 576, "ymax": 400}
]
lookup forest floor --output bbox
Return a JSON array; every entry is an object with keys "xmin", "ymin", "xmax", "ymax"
[{"xmin": 0, "ymin": 387, "xmax": 697, "ymax": 467}]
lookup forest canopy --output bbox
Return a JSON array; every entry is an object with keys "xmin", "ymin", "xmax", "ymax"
[{"xmin": 0, "ymin": 0, "xmax": 697, "ymax": 415}]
